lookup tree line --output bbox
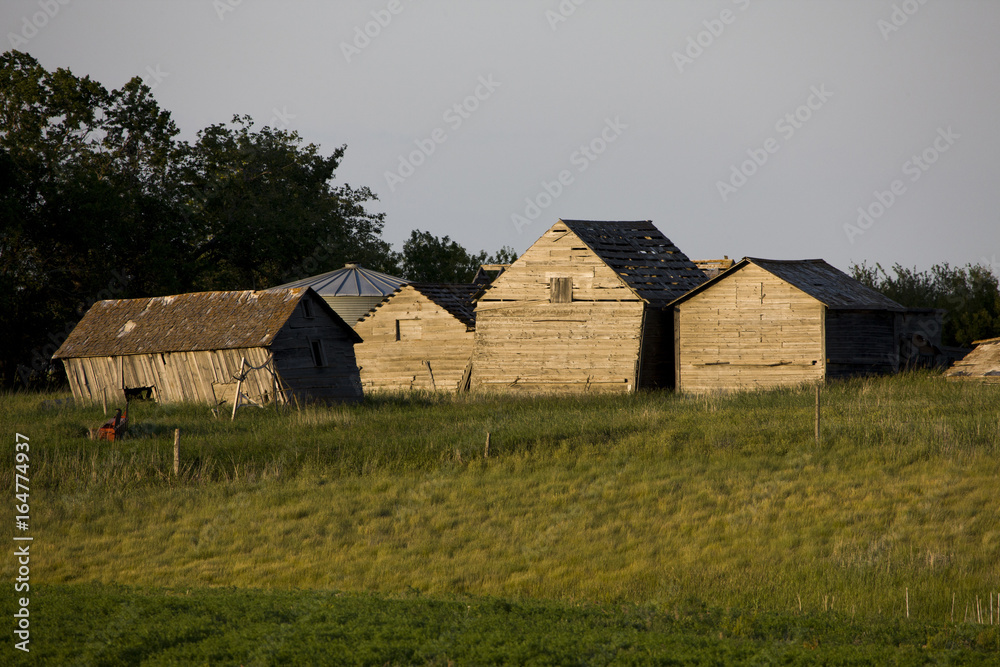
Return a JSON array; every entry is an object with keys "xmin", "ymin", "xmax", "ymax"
[
  {"xmin": 851, "ymin": 261, "xmax": 1000, "ymax": 348},
  {"xmin": 0, "ymin": 51, "xmax": 513, "ymax": 388}
]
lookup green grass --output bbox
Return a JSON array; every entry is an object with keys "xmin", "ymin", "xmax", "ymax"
[
  {"xmin": 5, "ymin": 584, "xmax": 998, "ymax": 665},
  {"xmin": 2, "ymin": 372, "xmax": 1000, "ymax": 662}
]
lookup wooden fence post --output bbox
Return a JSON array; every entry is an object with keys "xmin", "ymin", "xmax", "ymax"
[
  {"xmin": 173, "ymin": 428, "xmax": 180, "ymax": 476},
  {"xmin": 815, "ymin": 384, "xmax": 821, "ymax": 445},
  {"xmin": 102, "ymin": 387, "xmax": 108, "ymax": 416}
]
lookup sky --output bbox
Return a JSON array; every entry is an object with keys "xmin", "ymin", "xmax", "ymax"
[{"xmin": 5, "ymin": 0, "xmax": 1000, "ymax": 275}]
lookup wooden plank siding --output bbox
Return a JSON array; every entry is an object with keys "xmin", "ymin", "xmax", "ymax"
[
  {"xmin": 271, "ymin": 297, "xmax": 363, "ymax": 402},
  {"xmin": 62, "ymin": 347, "xmax": 275, "ymax": 405},
  {"xmin": 675, "ymin": 264, "xmax": 826, "ymax": 392},
  {"xmin": 354, "ymin": 286, "xmax": 476, "ymax": 392},
  {"xmin": 54, "ymin": 287, "xmax": 363, "ymax": 406},
  {"xmin": 824, "ymin": 310, "xmax": 898, "ymax": 378},
  {"xmin": 472, "ymin": 223, "xmax": 647, "ymax": 393},
  {"xmin": 472, "ymin": 301, "xmax": 645, "ymax": 392}
]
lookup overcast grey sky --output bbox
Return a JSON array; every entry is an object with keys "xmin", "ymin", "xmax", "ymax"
[{"xmin": 6, "ymin": 0, "xmax": 999, "ymax": 274}]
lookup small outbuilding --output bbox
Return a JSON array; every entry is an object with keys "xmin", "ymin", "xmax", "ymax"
[
  {"xmin": 354, "ymin": 283, "xmax": 482, "ymax": 392},
  {"xmin": 670, "ymin": 257, "xmax": 905, "ymax": 393},
  {"xmin": 275, "ymin": 263, "xmax": 408, "ymax": 325},
  {"xmin": 52, "ymin": 287, "xmax": 363, "ymax": 406},
  {"xmin": 471, "ymin": 219, "xmax": 707, "ymax": 393},
  {"xmin": 945, "ymin": 337, "xmax": 1000, "ymax": 382}
]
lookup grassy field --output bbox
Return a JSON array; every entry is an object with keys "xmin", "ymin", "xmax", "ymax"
[{"xmin": 3, "ymin": 372, "xmax": 1000, "ymax": 663}]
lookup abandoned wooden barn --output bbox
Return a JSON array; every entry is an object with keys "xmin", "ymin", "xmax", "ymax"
[
  {"xmin": 944, "ymin": 337, "xmax": 1000, "ymax": 382},
  {"xmin": 670, "ymin": 257, "xmax": 905, "ymax": 393},
  {"xmin": 275, "ymin": 263, "xmax": 408, "ymax": 325},
  {"xmin": 52, "ymin": 287, "xmax": 363, "ymax": 406},
  {"xmin": 470, "ymin": 219, "xmax": 707, "ymax": 393},
  {"xmin": 354, "ymin": 283, "xmax": 482, "ymax": 392}
]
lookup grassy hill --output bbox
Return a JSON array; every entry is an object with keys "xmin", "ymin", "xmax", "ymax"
[{"xmin": 3, "ymin": 372, "xmax": 999, "ymax": 663}]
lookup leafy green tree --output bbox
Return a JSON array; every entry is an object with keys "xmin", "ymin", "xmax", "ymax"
[
  {"xmin": 851, "ymin": 261, "xmax": 1000, "ymax": 347},
  {"xmin": 400, "ymin": 229, "xmax": 517, "ymax": 283},
  {"xmin": 0, "ymin": 51, "xmax": 394, "ymax": 387},
  {"xmin": 181, "ymin": 115, "xmax": 394, "ymax": 290}
]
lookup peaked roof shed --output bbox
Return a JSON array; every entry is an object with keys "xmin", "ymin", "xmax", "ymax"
[
  {"xmin": 53, "ymin": 287, "xmax": 363, "ymax": 405},
  {"xmin": 670, "ymin": 257, "xmax": 905, "ymax": 393},
  {"xmin": 471, "ymin": 219, "xmax": 706, "ymax": 393},
  {"xmin": 354, "ymin": 283, "xmax": 482, "ymax": 392}
]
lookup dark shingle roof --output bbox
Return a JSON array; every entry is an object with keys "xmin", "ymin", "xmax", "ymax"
[
  {"xmin": 560, "ymin": 220, "xmax": 707, "ymax": 305},
  {"xmin": 359, "ymin": 283, "xmax": 483, "ymax": 330},
  {"xmin": 53, "ymin": 287, "xmax": 358, "ymax": 359},
  {"xmin": 669, "ymin": 258, "xmax": 904, "ymax": 311},
  {"xmin": 411, "ymin": 283, "xmax": 482, "ymax": 329},
  {"xmin": 747, "ymin": 258, "xmax": 904, "ymax": 310}
]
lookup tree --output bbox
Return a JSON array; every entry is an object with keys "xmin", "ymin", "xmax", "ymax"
[
  {"xmin": 0, "ymin": 52, "xmax": 394, "ymax": 388},
  {"xmin": 400, "ymin": 229, "xmax": 517, "ymax": 283},
  {"xmin": 181, "ymin": 115, "xmax": 394, "ymax": 290},
  {"xmin": 851, "ymin": 261, "xmax": 1000, "ymax": 347}
]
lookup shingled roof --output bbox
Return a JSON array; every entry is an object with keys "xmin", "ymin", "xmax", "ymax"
[
  {"xmin": 559, "ymin": 220, "xmax": 708, "ymax": 305},
  {"xmin": 53, "ymin": 287, "xmax": 358, "ymax": 359},
  {"xmin": 670, "ymin": 257, "xmax": 905, "ymax": 311},
  {"xmin": 359, "ymin": 283, "xmax": 483, "ymax": 330}
]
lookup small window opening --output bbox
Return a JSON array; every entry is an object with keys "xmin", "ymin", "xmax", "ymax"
[
  {"xmin": 310, "ymin": 340, "xmax": 326, "ymax": 367},
  {"xmin": 550, "ymin": 277, "xmax": 572, "ymax": 303},
  {"xmin": 302, "ymin": 299, "xmax": 315, "ymax": 319}
]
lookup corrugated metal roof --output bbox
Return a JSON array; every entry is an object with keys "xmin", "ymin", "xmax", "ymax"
[
  {"xmin": 52, "ymin": 287, "xmax": 357, "ymax": 359},
  {"xmin": 559, "ymin": 220, "xmax": 708, "ymax": 305},
  {"xmin": 670, "ymin": 257, "xmax": 905, "ymax": 311},
  {"xmin": 276, "ymin": 263, "xmax": 407, "ymax": 297}
]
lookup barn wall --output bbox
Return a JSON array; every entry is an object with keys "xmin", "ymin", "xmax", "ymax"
[
  {"xmin": 482, "ymin": 224, "xmax": 641, "ymax": 303},
  {"xmin": 354, "ymin": 287, "xmax": 474, "ymax": 392},
  {"xmin": 271, "ymin": 293, "xmax": 363, "ymax": 402},
  {"xmin": 471, "ymin": 301, "xmax": 645, "ymax": 393},
  {"xmin": 824, "ymin": 310, "xmax": 898, "ymax": 378},
  {"xmin": 675, "ymin": 264, "xmax": 825, "ymax": 393},
  {"xmin": 61, "ymin": 347, "xmax": 275, "ymax": 406},
  {"xmin": 471, "ymin": 225, "xmax": 646, "ymax": 393}
]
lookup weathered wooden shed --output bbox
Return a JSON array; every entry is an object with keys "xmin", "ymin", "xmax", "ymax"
[
  {"xmin": 275, "ymin": 263, "xmax": 408, "ymax": 325},
  {"xmin": 671, "ymin": 257, "xmax": 905, "ymax": 393},
  {"xmin": 354, "ymin": 283, "xmax": 482, "ymax": 392},
  {"xmin": 52, "ymin": 287, "xmax": 363, "ymax": 405},
  {"xmin": 945, "ymin": 337, "xmax": 1000, "ymax": 382},
  {"xmin": 470, "ymin": 219, "xmax": 707, "ymax": 393}
]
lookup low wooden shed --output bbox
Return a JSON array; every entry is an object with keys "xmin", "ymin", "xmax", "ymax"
[
  {"xmin": 471, "ymin": 219, "xmax": 707, "ymax": 393},
  {"xmin": 52, "ymin": 287, "xmax": 363, "ymax": 405},
  {"xmin": 945, "ymin": 337, "xmax": 1000, "ymax": 382},
  {"xmin": 354, "ymin": 283, "xmax": 482, "ymax": 392},
  {"xmin": 671, "ymin": 258, "xmax": 905, "ymax": 393}
]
